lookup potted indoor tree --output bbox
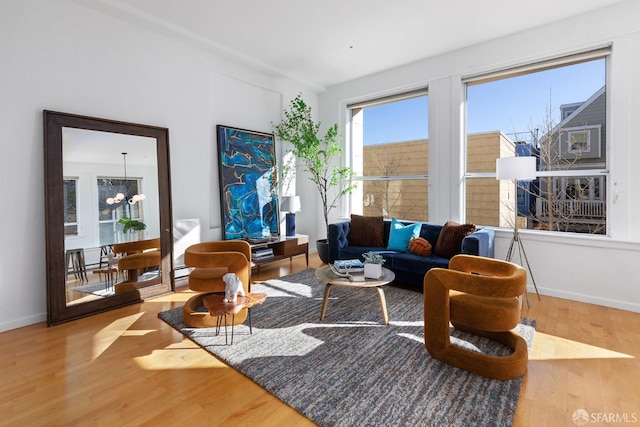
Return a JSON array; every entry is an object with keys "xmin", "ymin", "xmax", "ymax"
[{"xmin": 274, "ymin": 94, "xmax": 355, "ymax": 262}]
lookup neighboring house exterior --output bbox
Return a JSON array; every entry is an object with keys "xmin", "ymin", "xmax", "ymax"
[
  {"xmin": 466, "ymin": 131, "xmax": 516, "ymax": 228},
  {"xmin": 529, "ymin": 86, "xmax": 607, "ymax": 233},
  {"xmin": 361, "ymin": 139, "xmax": 429, "ymax": 220},
  {"xmin": 515, "ymin": 142, "xmax": 539, "ymax": 217}
]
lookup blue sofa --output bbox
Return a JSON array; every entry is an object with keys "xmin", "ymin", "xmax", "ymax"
[{"xmin": 328, "ymin": 219, "xmax": 495, "ymax": 288}]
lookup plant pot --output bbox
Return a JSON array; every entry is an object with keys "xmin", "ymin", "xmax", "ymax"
[
  {"xmin": 364, "ymin": 263, "xmax": 383, "ymax": 279},
  {"xmin": 316, "ymin": 239, "xmax": 329, "ymax": 264}
]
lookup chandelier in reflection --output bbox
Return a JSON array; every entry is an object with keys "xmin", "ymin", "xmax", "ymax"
[{"xmin": 106, "ymin": 152, "xmax": 145, "ymax": 205}]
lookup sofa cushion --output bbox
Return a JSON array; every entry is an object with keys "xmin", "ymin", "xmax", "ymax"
[
  {"xmin": 348, "ymin": 214, "xmax": 384, "ymax": 247},
  {"xmin": 387, "ymin": 218, "xmax": 421, "ymax": 251},
  {"xmin": 419, "ymin": 223, "xmax": 443, "ymax": 248},
  {"xmin": 409, "ymin": 237, "xmax": 432, "ymax": 256},
  {"xmin": 389, "ymin": 252, "xmax": 450, "ymax": 274},
  {"xmin": 434, "ymin": 221, "xmax": 477, "ymax": 258}
]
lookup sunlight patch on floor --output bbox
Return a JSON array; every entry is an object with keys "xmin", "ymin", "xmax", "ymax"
[
  {"xmin": 120, "ymin": 330, "xmax": 155, "ymax": 336},
  {"xmin": 147, "ymin": 292, "xmax": 194, "ymax": 303},
  {"xmin": 92, "ymin": 312, "xmax": 145, "ymax": 361},
  {"xmin": 257, "ymin": 280, "xmax": 315, "ymax": 298},
  {"xmin": 397, "ymin": 332, "xmax": 424, "ymax": 344},
  {"xmin": 390, "ymin": 320, "xmax": 423, "ymax": 327},
  {"xmin": 529, "ymin": 332, "xmax": 634, "ymax": 360},
  {"xmin": 134, "ymin": 341, "xmax": 226, "ymax": 370}
]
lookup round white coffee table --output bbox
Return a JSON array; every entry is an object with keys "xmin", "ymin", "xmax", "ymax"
[{"xmin": 315, "ymin": 265, "xmax": 395, "ymax": 325}]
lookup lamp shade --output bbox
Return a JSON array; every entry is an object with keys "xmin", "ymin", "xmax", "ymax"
[
  {"xmin": 496, "ymin": 156, "xmax": 536, "ymax": 181},
  {"xmin": 280, "ymin": 195, "xmax": 301, "ymax": 213}
]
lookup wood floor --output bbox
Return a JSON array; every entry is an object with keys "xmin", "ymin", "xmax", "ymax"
[{"xmin": 1, "ymin": 254, "xmax": 638, "ymax": 426}]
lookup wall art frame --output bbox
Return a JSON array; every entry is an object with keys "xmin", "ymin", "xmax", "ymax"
[{"xmin": 216, "ymin": 125, "xmax": 279, "ymax": 241}]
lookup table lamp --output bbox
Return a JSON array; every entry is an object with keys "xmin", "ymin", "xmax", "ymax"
[{"xmin": 280, "ymin": 195, "xmax": 301, "ymax": 237}]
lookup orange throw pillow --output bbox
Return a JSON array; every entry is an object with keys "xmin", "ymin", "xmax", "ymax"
[{"xmin": 408, "ymin": 237, "xmax": 432, "ymax": 257}]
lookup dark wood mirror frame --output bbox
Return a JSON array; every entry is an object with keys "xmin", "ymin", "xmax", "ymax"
[{"xmin": 44, "ymin": 111, "xmax": 174, "ymax": 325}]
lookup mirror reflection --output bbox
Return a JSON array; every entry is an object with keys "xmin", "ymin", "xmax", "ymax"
[
  {"xmin": 45, "ymin": 110, "xmax": 173, "ymax": 326},
  {"xmin": 62, "ymin": 128, "xmax": 160, "ymax": 306}
]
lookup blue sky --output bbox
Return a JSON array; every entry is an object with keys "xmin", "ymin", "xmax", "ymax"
[
  {"xmin": 363, "ymin": 59, "xmax": 605, "ymax": 145},
  {"xmin": 363, "ymin": 96, "xmax": 429, "ymax": 145}
]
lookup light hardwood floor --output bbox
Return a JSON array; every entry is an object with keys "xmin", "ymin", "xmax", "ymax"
[{"xmin": 1, "ymin": 254, "xmax": 638, "ymax": 426}]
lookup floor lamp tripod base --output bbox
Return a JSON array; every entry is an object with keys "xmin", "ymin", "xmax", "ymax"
[
  {"xmin": 496, "ymin": 162, "xmax": 540, "ymax": 308},
  {"xmin": 506, "ymin": 228, "xmax": 541, "ymax": 309}
]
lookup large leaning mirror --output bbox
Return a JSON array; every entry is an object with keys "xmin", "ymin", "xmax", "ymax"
[{"xmin": 44, "ymin": 111, "xmax": 174, "ymax": 325}]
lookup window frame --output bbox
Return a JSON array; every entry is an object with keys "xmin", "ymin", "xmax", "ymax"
[
  {"xmin": 562, "ymin": 125, "xmax": 601, "ymax": 157},
  {"xmin": 97, "ymin": 176, "xmax": 145, "ymax": 245},
  {"xmin": 462, "ymin": 48, "xmax": 610, "ymax": 236},
  {"xmin": 63, "ymin": 177, "xmax": 79, "ymax": 236},
  {"xmin": 567, "ymin": 129, "xmax": 591, "ymax": 154},
  {"xmin": 347, "ymin": 89, "xmax": 429, "ymax": 221}
]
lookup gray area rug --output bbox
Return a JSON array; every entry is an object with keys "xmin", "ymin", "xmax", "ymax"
[
  {"xmin": 73, "ymin": 271, "xmax": 158, "ymax": 296},
  {"xmin": 71, "ymin": 282, "xmax": 114, "ymax": 297},
  {"xmin": 159, "ymin": 268, "xmax": 536, "ymax": 427}
]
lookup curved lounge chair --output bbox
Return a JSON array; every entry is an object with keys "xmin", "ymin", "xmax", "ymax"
[
  {"xmin": 424, "ymin": 254, "xmax": 528, "ymax": 380},
  {"xmin": 183, "ymin": 240, "xmax": 251, "ymax": 328},
  {"xmin": 112, "ymin": 238, "xmax": 161, "ymax": 294}
]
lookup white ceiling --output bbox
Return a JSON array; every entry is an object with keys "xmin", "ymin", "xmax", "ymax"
[
  {"xmin": 63, "ymin": 127, "xmax": 157, "ymax": 166},
  {"xmin": 76, "ymin": 0, "xmax": 627, "ymax": 90}
]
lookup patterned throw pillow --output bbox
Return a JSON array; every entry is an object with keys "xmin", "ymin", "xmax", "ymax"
[
  {"xmin": 348, "ymin": 214, "xmax": 384, "ymax": 247},
  {"xmin": 433, "ymin": 221, "xmax": 476, "ymax": 258},
  {"xmin": 408, "ymin": 237, "xmax": 432, "ymax": 257}
]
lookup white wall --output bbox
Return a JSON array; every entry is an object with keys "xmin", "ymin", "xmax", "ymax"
[
  {"xmin": 319, "ymin": 0, "xmax": 640, "ymax": 313},
  {"xmin": 0, "ymin": 0, "xmax": 314, "ymax": 332}
]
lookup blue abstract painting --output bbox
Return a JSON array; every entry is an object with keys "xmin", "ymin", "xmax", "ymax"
[{"xmin": 217, "ymin": 125, "xmax": 279, "ymax": 240}]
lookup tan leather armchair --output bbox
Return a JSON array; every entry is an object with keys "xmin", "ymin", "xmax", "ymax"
[
  {"xmin": 112, "ymin": 238, "xmax": 161, "ymax": 294},
  {"xmin": 182, "ymin": 240, "xmax": 252, "ymax": 327},
  {"xmin": 424, "ymin": 254, "xmax": 529, "ymax": 380}
]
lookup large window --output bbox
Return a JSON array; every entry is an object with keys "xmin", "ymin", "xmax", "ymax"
[
  {"xmin": 465, "ymin": 50, "xmax": 608, "ymax": 235},
  {"xmin": 349, "ymin": 91, "xmax": 429, "ymax": 221},
  {"xmin": 97, "ymin": 177, "xmax": 144, "ymax": 244},
  {"xmin": 63, "ymin": 178, "xmax": 78, "ymax": 236}
]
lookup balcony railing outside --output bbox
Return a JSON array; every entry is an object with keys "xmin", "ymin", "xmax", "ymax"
[{"xmin": 535, "ymin": 198, "xmax": 606, "ymax": 227}]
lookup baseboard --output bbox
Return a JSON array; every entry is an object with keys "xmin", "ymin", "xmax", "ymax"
[
  {"xmin": 0, "ymin": 312, "xmax": 46, "ymax": 333},
  {"xmin": 530, "ymin": 285, "xmax": 640, "ymax": 313}
]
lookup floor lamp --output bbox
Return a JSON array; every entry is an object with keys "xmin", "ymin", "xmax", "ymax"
[{"xmin": 496, "ymin": 157, "xmax": 541, "ymax": 307}]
